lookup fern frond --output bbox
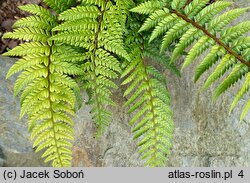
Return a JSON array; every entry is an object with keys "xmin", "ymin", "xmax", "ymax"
[
  {"xmin": 53, "ymin": 19, "xmax": 99, "ymax": 32},
  {"xmin": 3, "ymin": 42, "xmax": 50, "ymax": 57},
  {"xmin": 13, "ymin": 15, "xmax": 53, "ymax": 29},
  {"xmin": 3, "ymin": 2, "xmax": 80, "ymax": 167},
  {"xmin": 19, "ymin": 4, "xmax": 56, "ymax": 22},
  {"xmin": 241, "ymin": 99, "xmax": 250, "ymax": 122},
  {"xmin": 139, "ymin": 8, "xmax": 170, "ymax": 32},
  {"xmin": 149, "ymin": 13, "xmax": 178, "ymax": 42},
  {"xmin": 130, "ymin": 0, "xmax": 166, "ymax": 15},
  {"xmin": 136, "ymin": 0, "xmax": 250, "ymax": 120},
  {"xmin": 6, "ymin": 54, "xmax": 48, "ymax": 79},
  {"xmin": 58, "ymin": 5, "xmax": 100, "ymax": 21},
  {"xmin": 171, "ymin": 0, "xmax": 186, "ymax": 10},
  {"xmin": 52, "ymin": 1, "xmax": 128, "ymax": 137},
  {"xmin": 122, "ymin": 48, "xmax": 174, "ymax": 166},
  {"xmin": 80, "ymin": 0, "xmax": 105, "ymax": 7},
  {"xmin": 43, "ymin": 0, "xmax": 77, "ymax": 13},
  {"xmin": 122, "ymin": 12, "xmax": 174, "ymax": 166},
  {"xmin": 213, "ymin": 64, "xmax": 249, "ymax": 101},
  {"xmin": 3, "ymin": 27, "xmax": 50, "ymax": 42},
  {"xmin": 202, "ymin": 54, "xmax": 235, "ymax": 90},
  {"xmin": 184, "ymin": 0, "xmax": 209, "ymax": 18}
]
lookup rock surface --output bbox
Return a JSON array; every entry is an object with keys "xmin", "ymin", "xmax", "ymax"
[{"xmin": 0, "ymin": 55, "xmax": 46, "ymax": 166}]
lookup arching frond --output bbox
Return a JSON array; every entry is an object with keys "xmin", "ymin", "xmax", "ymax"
[
  {"xmin": 136, "ymin": 0, "xmax": 250, "ymax": 121},
  {"xmin": 3, "ymin": 3, "xmax": 79, "ymax": 167}
]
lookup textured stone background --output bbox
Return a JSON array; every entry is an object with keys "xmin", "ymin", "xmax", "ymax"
[{"xmin": 0, "ymin": 0, "xmax": 249, "ymax": 167}]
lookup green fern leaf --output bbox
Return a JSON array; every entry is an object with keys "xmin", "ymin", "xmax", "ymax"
[
  {"xmin": 171, "ymin": 0, "xmax": 186, "ymax": 10},
  {"xmin": 43, "ymin": 0, "xmax": 77, "ymax": 13},
  {"xmin": 130, "ymin": 0, "xmax": 165, "ymax": 15},
  {"xmin": 3, "ymin": 42, "xmax": 50, "ymax": 57},
  {"xmin": 213, "ymin": 64, "xmax": 249, "ymax": 100},
  {"xmin": 230, "ymin": 73, "xmax": 250, "ymax": 113},
  {"xmin": 3, "ymin": 27, "xmax": 50, "ymax": 42},
  {"xmin": 3, "ymin": 2, "xmax": 80, "ymax": 167},
  {"xmin": 58, "ymin": 5, "xmax": 100, "ymax": 21},
  {"xmin": 19, "ymin": 4, "xmax": 56, "ymax": 22}
]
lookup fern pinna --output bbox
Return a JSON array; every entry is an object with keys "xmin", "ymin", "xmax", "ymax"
[
  {"xmin": 132, "ymin": 0, "xmax": 250, "ymax": 120},
  {"xmin": 3, "ymin": 1, "xmax": 80, "ymax": 167}
]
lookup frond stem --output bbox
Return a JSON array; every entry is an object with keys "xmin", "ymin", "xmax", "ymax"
[
  {"xmin": 91, "ymin": 0, "xmax": 108, "ymax": 134},
  {"xmin": 171, "ymin": 9, "xmax": 250, "ymax": 68},
  {"xmin": 47, "ymin": 41, "xmax": 63, "ymax": 166}
]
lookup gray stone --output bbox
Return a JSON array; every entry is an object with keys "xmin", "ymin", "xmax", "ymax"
[{"xmin": 0, "ymin": 55, "xmax": 46, "ymax": 167}]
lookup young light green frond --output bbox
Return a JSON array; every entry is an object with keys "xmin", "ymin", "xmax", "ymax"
[
  {"xmin": 6, "ymin": 54, "xmax": 48, "ymax": 79},
  {"xmin": 4, "ymin": 2, "xmax": 80, "ymax": 167},
  {"xmin": 202, "ymin": 54, "xmax": 235, "ymax": 90},
  {"xmin": 160, "ymin": 20, "xmax": 190, "ymax": 52},
  {"xmin": 81, "ymin": 0, "xmax": 105, "ymax": 7},
  {"xmin": 19, "ymin": 4, "xmax": 56, "ymax": 22},
  {"xmin": 58, "ymin": 5, "xmax": 100, "ymax": 21},
  {"xmin": 208, "ymin": 8, "xmax": 249, "ymax": 32},
  {"xmin": 182, "ymin": 36, "xmax": 214, "ymax": 70},
  {"xmin": 130, "ymin": 0, "xmax": 165, "ymax": 15},
  {"xmin": 195, "ymin": 1, "xmax": 233, "ymax": 25},
  {"xmin": 2, "ymin": 42, "xmax": 50, "ymax": 57},
  {"xmin": 43, "ymin": 0, "xmax": 77, "ymax": 13},
  {"xmin": 213, "ymin": 64, "xmax": 249, "ymax": 101},
  {"xmin": 230, "ymin": 73, "xmax": 250, "ymax": 113},
  {"xmin": 221, "ymin": 21, "xmax": 250, "ymax": 42},
  {"xmin": 52, "ymin": 19, "xmax": 98, "ymax": 32},
  {"xmin": 149, "ymin": 14, "xmax": 179, "ymax": 42},
  {"xmin": 171, "ymin": 0, "xmax": 186, "ymax": 10},
  {"xmin": 194, "ymin": 45, "xmax": 224, "ymax": 82},
  {"xmin": 184, "ymin": 0, "xmax": 209, "ymax": 18},
  {"xmin": 139, "ymin": 8, "xmax": 170, "ymax": 32},
  {"xmin": 13, "ymin": 15, "xmax": 53, "ymax": 29},
  {"xmin": 2, "ymin": 27, "xmax": 50, "ymax": 42},
  {"xmin": 171, "ymin": 28, "xmax": 202, "ymax": 63},
  {"xmin": 241, "ymin": 99, "xmax": 250, "ymax": 122}
]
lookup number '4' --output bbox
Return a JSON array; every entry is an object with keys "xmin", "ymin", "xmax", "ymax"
[{"xmin": 238, "ymin": 170, "xmax": 244, "ymax": 178}]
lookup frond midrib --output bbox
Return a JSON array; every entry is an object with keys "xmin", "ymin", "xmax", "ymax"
[
  {"xmin": 47, "ymin": 40, "xmax": 63, "ymax": 167},
  {"xmin": 91, "ymin": 0, "xmax": 108, "ymax": 135},
  {"xmin": 171, "ymin": 9, "xmax": 249, "ymax": 68}
]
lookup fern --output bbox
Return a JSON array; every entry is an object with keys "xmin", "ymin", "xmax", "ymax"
[
  {"xmin": 134, "ymin": 0, "xmax": 250, "ymax": 121},
  {"xmin": 3, "ymin": 0, "xmax": 249, "ymax": 167},
  {"xmin": 3, "ymin": 2, "xmax": 79, "ymax": 167},
  {"xmin": 51, "ymin": 0, "xmax": 128, "ymax": 137},
  {"xmin": 121, "ymin": 10, "xmax": 175, "ymax": 167}
]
